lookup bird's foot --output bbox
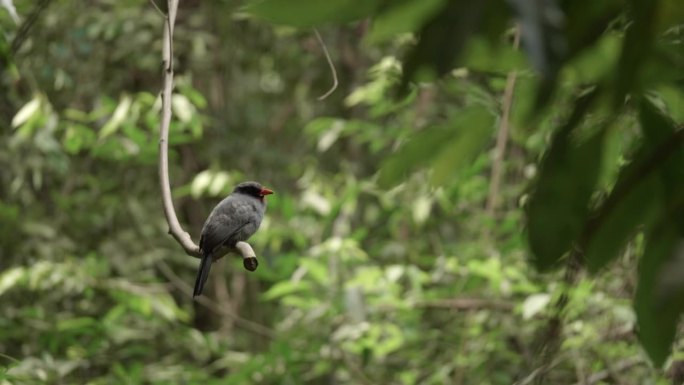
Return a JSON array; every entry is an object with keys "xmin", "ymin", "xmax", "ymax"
[{"xmin": 243, "ymin": 256, "xmax": 258, "ymax": 271}]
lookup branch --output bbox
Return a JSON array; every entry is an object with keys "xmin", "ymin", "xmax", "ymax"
[
  {"xmin": 11, "ymin": 0, "xmax": 52, "ymax": 53},
  {"xmin": 485, "ymin": 27, "xmax": 520, "ymax": 219},
  {"xmin": 158, "ymin": 0, "xmax": 199, "ymax": 258},
  {"xmin": 156, "ymin": 0, "xmax": 259, "ymax": 270},
  {"xmin": 314, "ymin": 28, "xmax": 338, "ymax": 100}
]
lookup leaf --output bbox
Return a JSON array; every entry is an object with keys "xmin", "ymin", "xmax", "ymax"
[
  {"xmin": 430, "ymin": 106, "xmax": 495, "ymax": 185},
  {"xmin": 100, "ymin": 95, "xmax": 132, "ymax": 138},
  {"xmin": 521, "ymin": 293, "xmax": 551, "ymax": 319},
  {"xmin": 0, "ymin": 0, "xmax": 20, "ymax": 25},
  {"xmin": 632, "ymin": 99, "xmax": 684, "ymax": 366},
  {"xmin": 654, "ymin": 86, "xmax": 684, "ymax": 124},
  {"xmin": 377, "ymin": 126, "xmax": 454, "ymax": 188},
  {"xmin": 378, "ymin": 105, "xmax": 494, "ymax": 188},
  {"xmin": 12, "ymin": 97, "xmax": 41, "ymax": 128},
  {"xmin": 634, "ymin": 228, "xmax": 684, "ymax": 367},
  {"xmin": 400, "ymin": 0, "xmax": 484, "ymax": 91},
  {"xmin": 262, "ymin": 280, "xmax": 312, "ymax": 301},
  {"xmin": 584, "ymin": 172, "xmax": 660, "ymax": 273},
  {"xmin": 171, "ymin": 94, "xmax": 194, "ymax": 123},
  {"xmin": 317, "ymin": 120, "xmax": 344, "ymax": 152},
  {"xmin": 368, "ymin": 0, "xmax": 447, "ymax": 43},
  {"xmin": 613, "ymin": 0, "xmax": 658, "ymax": 107},
  {"xmin": 208, "ymin": 171, "xmax": 231, "ymax": 196},
  {"xmin": 526, "ymin": 93, "xmax": 604, "ymax": 270},
  {"xmin": 244, "ymin": 0, "xmax": 380, "ymax": 27},
  {"xmin": 191, "ymin": 170, "xmax": 213, "ymax": 198},
  {"xmin": 0, "ymin": 267, "xmax": 24, "ymax": 296}
]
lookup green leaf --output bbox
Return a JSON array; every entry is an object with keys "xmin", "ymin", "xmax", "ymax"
[
  {"xmin": 377, "ymin": 126, "xmax": 454, "ymax": 188},
  {"xmin": 400, "ymin": 1, "xmax": 483, "ymax": 90},
  {"xmin": 368, "ymin": 0, "xmax": 447, "ymax": 43},
  {"xmin": 262, "ymin": 280, "xmax": 312, "ymax": 301},
  {"xmin": 430, "ymin": 106, "xmax": 495, "ymax": 185},
  {"xmin": 613, "ymin": 0, "xmax": 658, "ymax": 107},
  {"xmin": 378, "ymin": 106, "xmax": 494, "ymax": 188},
  {"xmin": 526, "ymin": 94, "xmax": 604, "ymax": 270},
  {"xmin": 584, "ymin": 172, "xmax": 660, "ymax": 273},
  {"xmin": 635, "ymin": 228, "xmax": 684, "ymax": 367},
  {"xmin": 585, "ymin": 100, "xmax": 684, "ymax": 272},
  {"xmin": 244, "ymin": 0, "xmax": 380, "ymax": 27}
]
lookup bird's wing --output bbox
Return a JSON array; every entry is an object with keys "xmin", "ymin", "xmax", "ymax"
[{"xmin": 199, "ymin": 196, "xmax": 254, "ymax": 255}]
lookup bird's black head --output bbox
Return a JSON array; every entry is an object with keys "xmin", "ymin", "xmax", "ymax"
[{"xmin": 233, "ymin": 181, "xmax": 274, "ymax": 199}]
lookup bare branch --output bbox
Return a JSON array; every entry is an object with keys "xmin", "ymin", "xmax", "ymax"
[
  {"xmin": 158, "ymin": 0, "xmax": 200, "ymax": 259},
  {"xmin": 314, "ymin": 28, "xmax": 338, "ymax": 100},
  {"xmin": 156, "ymin": 0, "xmax": 259, "ymax": 269},
  {"xmin": 485, "ymin": 27, "xmax": 520, "ymax": 219},
  {"xmin": 148, "ymin": 0, "xmax": 165, "ymax": 17}
]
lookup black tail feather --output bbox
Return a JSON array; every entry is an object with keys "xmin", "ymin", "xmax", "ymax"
[{"xmin": 193, "ymin": 253, "xmax": 212, "ymax": 298}]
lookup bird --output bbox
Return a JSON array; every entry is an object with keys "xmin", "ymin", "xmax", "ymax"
[{"xmin": 193, "ymin": 181, "xmax": 273, "ymax": 298}]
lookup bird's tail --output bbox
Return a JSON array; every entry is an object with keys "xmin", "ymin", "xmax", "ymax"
[{"xmin": 193, "ymin": 253, "xmax": 212, "ymax": 298}]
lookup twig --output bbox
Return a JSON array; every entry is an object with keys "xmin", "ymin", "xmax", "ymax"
[
  {"xmin": 485, "ymin": 27, "xmax": 520, "ymax": 219},
  {"xmin": 11, "ymin": 0, "xmax": 52, "ymax": 53},
  {"xmin": 157, "ymin": 260, "xmax": 274, "ymax": 338},
  {"xmin": 156, "ymin": 0, "xmax": 258, "ymax": 268},
  {"xmin": 148, "ymin": 0, "xmax": 165, "ymax": 17},
  {"xmin": 314, "ymin": 28, "xmax": 338, "ymax": 100}
]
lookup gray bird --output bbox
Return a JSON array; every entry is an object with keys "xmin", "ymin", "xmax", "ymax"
[{"xmin": 193, "ymin": 181, "xmax": 273, "ymax": 297}]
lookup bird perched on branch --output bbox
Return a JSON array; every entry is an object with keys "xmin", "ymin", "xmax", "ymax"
[{"xmin": 193, "ymin": 181, "xmax": 273, "ymax": 298}]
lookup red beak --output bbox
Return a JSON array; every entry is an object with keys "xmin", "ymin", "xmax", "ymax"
[{"xmin": 260, "ymin": 188, "xmax": 274, "ymax": 196}]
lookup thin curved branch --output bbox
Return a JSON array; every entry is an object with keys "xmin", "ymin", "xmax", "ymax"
[
  {"xmin": 158, "ymin": 0, "xmax": 200, "ymax": 258},
  {"xmin": 314, "ymin": 28, "xmax": 338, "ymax": 100},
  {"xmin": 156, "ymin": 0, "xmax": 258, "ymax": 269}
]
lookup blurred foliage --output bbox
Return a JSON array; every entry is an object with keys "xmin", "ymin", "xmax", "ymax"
[{"xmin": 0, "ymin": 0, "xmax": 683, "ymax": 384}]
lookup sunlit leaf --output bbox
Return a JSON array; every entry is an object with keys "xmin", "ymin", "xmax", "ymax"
[
  {"xmin": 208, "ymin": 172, "xmax": 231, "ymax": 196},
  {"xmin": 100, "ymin": 95, "xmax": 132, "ymax": 138},
  {"xmin": 12, "ymin": 97, "xmax": 41, "ymax": 128},
  {"xmin": 0, "ymin": 267, "xmax": 24, "ymax": 296},
  {"xmin": 317, "ymin": 120, "xmax": 344, "ymax": 152},
  {"xmin": 521, "ymin": 293, "xmax": 551, "ymax": 319},
  {"xmin": 172, "ymin": 94, "xmax": 194, "ymax": 123},
  {"xmin": 191, "ymin": 170, "xmax": 213, "ymax": 198}
]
